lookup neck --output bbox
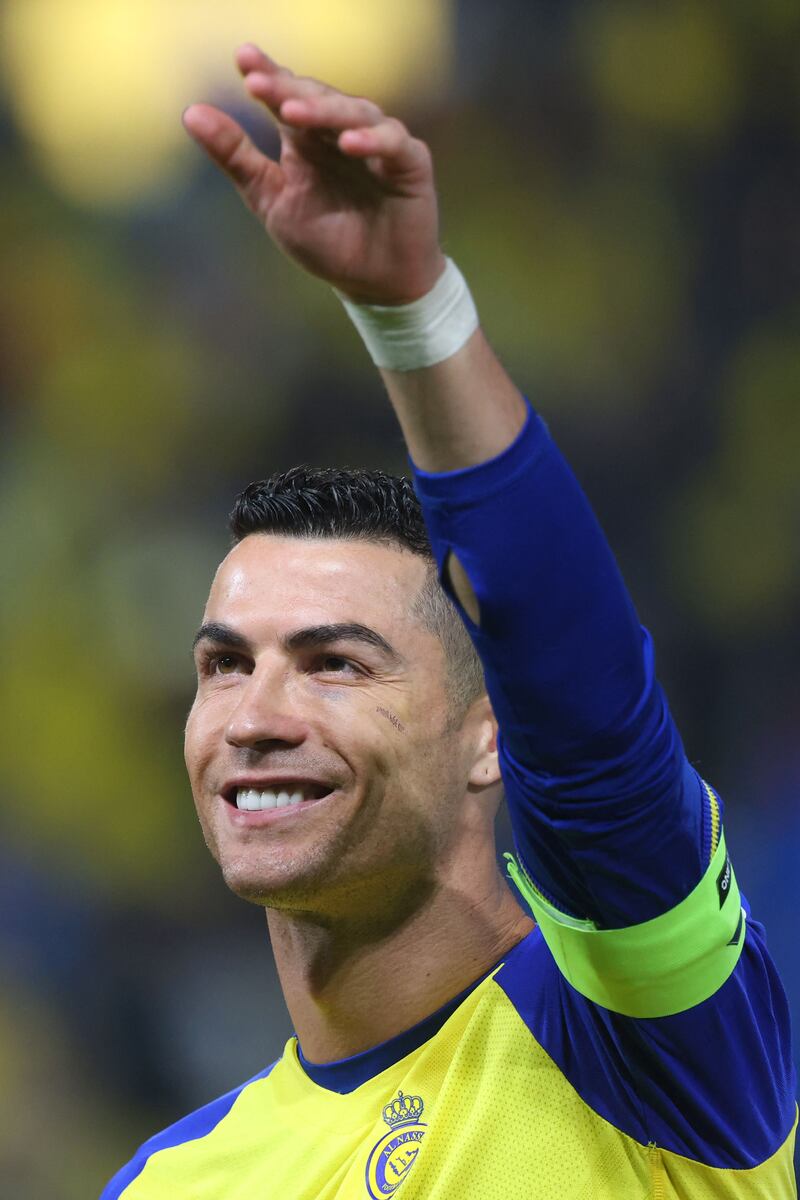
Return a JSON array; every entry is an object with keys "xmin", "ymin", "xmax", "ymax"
[{"xmin": 266, "ymin": 859, "xmax": 533, "ymax": 1064}]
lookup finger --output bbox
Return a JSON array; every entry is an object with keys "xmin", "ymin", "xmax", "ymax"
[
  {"xmin": 182, "ymin": 103, "xmax": 282, "ymax": 213},
  {"xmin": 338, "ymin": 119, "xmax": 430, "ymax": 177},
  {"xmin": 235, "ymin": 43, "xmax": 287, "ymax": 78},
  {"xmin": 278, "ymin": 91, "xmax": 384, "ymax": 133},
  {"xmin": 243, "ymin": 69, "xmax": 332, "ymax": 122}
]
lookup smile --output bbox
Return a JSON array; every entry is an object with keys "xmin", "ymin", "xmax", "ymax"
[
  {"xmin": 220, "ymin": 779, "xmax": 336, "ymax": 815},
  {"xmin": 235, "ymin": 785, "xmax": 328, "ymax": 811}
]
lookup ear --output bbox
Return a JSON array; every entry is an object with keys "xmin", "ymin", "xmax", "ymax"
[{"xmin": 465, "ymin": 696, "xmax": 501, "ymax": 789}]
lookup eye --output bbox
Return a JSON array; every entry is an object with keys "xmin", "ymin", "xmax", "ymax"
[
  {"xmin": 318, "ymin": 654, "xmax": 361, "ymax": 676},
  {"xmin": 198, "ymin": 650, "xmax": 244, "ymax": 677},
  {"xmin": 213, "ymin": 654, "xmax": 240, "ymax": 675}
]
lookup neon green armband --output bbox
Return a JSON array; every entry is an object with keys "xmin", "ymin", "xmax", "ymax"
[{"xmin": 505, "ymin": 833, "xmax": 746, "ymax": 1018}]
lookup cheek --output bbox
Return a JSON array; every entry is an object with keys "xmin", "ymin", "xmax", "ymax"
[
  {"xmin": 184, "ymin": 694, "xmax": 223, "ymax": 782},
  {"xmin": 372, "ymin": 710, "xmax": 447, "ymax": 788},
  {"xmin": 399, "ymin": 723, "xmax": 465, "ymax": 803},
  {"xmin": 310, "ymin": 699, "xmax": 404, "ymax": 794}
]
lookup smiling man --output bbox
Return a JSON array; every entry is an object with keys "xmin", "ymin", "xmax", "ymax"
[
  {"xmin": 187, "ymin": 510, "xmax": 509, "ymax": 974},
  {"xmin": 102, "ymin": 43, "xmax": 796, "ymax": 1200}
]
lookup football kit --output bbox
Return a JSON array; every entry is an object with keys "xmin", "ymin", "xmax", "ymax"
[{"xmin": 103, "ymin": 405, "xmax": 797, "ymax": 1199}]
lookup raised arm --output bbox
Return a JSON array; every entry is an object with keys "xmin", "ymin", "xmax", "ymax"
[
  {"xmin": 182, "ymin": 45, "xmax": 711, "ymax": 922},
  {"xmin": 183, "ymin": 47, "xmax": 680, "ymax": 928}
]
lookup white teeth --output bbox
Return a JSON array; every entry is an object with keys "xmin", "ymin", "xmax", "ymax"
[
  {"xmin": 236, "ymin": 788, "xmax": 278, "ymax": 811},
  {"xmin": 235, "ymin": 787, "xmax": 321, "ymax": 811}
]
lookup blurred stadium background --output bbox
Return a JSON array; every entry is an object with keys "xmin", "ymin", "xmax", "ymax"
[{"xmin": 0, "ymin": 1, "xmax": 798, "ymax": 1193}]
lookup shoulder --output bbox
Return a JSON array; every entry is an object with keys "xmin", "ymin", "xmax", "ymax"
[
  {"xmin": 99, "ymin": 1062, "xmax": 277, "ymax": 1199},
  {"xmin": 495, "ymin": 919, "xmax": 796, "ymax": 1169}
]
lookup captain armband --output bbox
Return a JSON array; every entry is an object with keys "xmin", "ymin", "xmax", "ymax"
[{"xmin": 505, "ymin": 833, "xmax": 746, "ymax": 1018}]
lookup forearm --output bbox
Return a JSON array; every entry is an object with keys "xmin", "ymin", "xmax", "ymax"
[
  {"xmin": 407, "ymin": 396, "xmax": 709, "ymax": 925},
  {"xmin": 407, "ymin": 396, "xmax": 648, "ymax": 764},
  {"xmin": 378, "ymin": 327, "xmax": 528, "ymax": 473},
  {"xmin": 371, "ymin": 275, "xmax": 720, "ymax": 931},
  {"xmin": 358, "ymin": 272, "xmax": 642, "ymax": 755},
  {"xmin": 380, "ymin": 308, "xmax": 708, "ymax": 924}
]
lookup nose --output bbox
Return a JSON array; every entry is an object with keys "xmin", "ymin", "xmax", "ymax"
[{"xmin": 225, "ymin": 664, "xmax": 310, "ymax": 752}]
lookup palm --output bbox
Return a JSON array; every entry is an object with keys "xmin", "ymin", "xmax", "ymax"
[
  {"xmin": 184, "ymin": 48, "xmax": 442, "ymax": 305},
  {"xmin": 263, "ymin": 137, "xmax": 434, "ymax": 299}
]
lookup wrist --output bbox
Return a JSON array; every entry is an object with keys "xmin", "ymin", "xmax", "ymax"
[
  {"xmin": 336, "ymin": 254, "xmax": 448, "ymax": 307},
  {"xmin": 334, "ymin": 257, "xmax": 479, "ymax": 372}
]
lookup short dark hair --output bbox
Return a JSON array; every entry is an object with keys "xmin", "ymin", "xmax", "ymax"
[{"xmin": 230, "ymin": 466, "xmax": 485, "ymax": 711}]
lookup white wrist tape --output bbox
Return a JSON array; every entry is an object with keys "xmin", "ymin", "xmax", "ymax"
[{"xmin": 335, "ymin": 258, "xmax": 479, "ymax": 371}]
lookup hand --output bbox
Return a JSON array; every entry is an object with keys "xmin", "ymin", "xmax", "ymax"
[{"xmin": 182, "ymin": 44, "xmax": 445, "ymax": 304}]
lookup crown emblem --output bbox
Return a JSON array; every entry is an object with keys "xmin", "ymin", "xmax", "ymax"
[{"xmin": 382, "ymin": 1091, "xmax": 424, "ymax": 1129}]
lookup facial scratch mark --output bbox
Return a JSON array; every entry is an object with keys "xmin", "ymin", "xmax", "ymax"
[{"xmin": 376, "ymin": 705, "xmax": 406, "ymax": 734}]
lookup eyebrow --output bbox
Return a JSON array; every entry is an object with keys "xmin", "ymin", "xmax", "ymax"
[
  {"xmin": 192, "ymin": 620, "xmax": 400, "ymax": 662},
  {"xmin": 285, "ymin": 623, "xmax": 399, "ymax": 661},
  {"xmin": 192, "ymin": 622, "xmax": 251, "ymax": 652}
]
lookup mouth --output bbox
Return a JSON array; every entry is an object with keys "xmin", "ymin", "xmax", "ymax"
[{"xmin": 221, "ymin": 780, "xmax": 335, "ymax": 813}]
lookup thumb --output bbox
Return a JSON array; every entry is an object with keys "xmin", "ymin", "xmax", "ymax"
[{"xmin": 183, "ymin": 103, "xmax": 283, "ymax": 217}]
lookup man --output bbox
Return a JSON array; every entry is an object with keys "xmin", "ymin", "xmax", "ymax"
[{"xmin": 102, "ymin": 43, "xmax": 796, "ymax": 1199}]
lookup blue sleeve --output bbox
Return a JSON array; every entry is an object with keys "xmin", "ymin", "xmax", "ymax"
[
  {"xmin": 411, "ymin": 402, "xmax": 796, "ymax": 1168},
  {"xmin": 411, "ymin": 401, "xmax": 707, "ymax": 927}
]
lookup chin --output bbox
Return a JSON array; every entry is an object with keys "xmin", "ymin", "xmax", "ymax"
[
  {"xmin": 218, "ymin": 851, "xmax": 332, "ymax": 910},
  {"xmin": 220, "ymin": 862, "xmax": 292, "ymax": 906}
]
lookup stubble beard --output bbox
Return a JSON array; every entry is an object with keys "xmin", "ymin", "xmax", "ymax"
[{"xmin": 206, "ymin": 785, "xmax": 440, "ymax": 929}]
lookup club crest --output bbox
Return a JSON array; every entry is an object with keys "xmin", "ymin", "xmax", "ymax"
[{"xmin": 364, "ymin": 1091, "xmax": 427, "ymax": 1198}]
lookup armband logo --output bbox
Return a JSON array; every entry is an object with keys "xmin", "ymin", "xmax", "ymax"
[
  {"xmin": 365, "ymin": 1091, "xmax": 427, "ymax": 1198},
  {"xmin": 716, "ymin": 854, "xmax": 732, "ymax": 908}
]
